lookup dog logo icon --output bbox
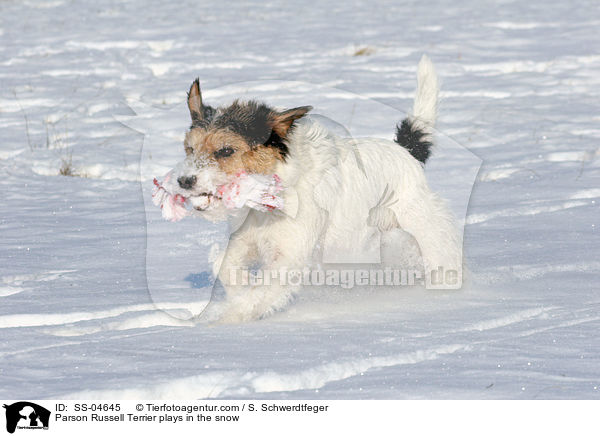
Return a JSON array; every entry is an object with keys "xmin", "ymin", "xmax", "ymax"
[{"xmin": 3, "ymin": 402, "xmax": 50, "ymax": 434}]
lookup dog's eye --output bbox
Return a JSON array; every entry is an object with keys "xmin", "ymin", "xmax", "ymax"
[
  {"xmin": 184, "ymin": 146, "xmax": 193, "ymax": 156},
  {"xmin": 214, "ymin": 146, "xmax": 235, "ymax": 159}
]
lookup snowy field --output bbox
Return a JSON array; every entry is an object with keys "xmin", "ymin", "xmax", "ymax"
[{"xmin": 1, "ymin": 0, "xmax": 599, "ymax": 399}]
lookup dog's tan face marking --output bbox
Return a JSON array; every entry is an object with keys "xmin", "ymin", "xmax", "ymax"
[{"xmin": 184, "ymin": 127, "xmax": 282, "ymax": 175}]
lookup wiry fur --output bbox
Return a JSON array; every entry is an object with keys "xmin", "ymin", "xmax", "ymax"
[
  {"xmin": 411, "ymin": 54, "xmax": 439, "ymax": 138},
  {"xmin": 177, "ymin": 56, "xmax": 462, "ymax": 322},
  {"xmin": 394, "ymin": 55, "xmax": 438, "ymax": 163},
  {"xmin": 394, "ymin": 118, "xmax": 432, "ymax": 164}
]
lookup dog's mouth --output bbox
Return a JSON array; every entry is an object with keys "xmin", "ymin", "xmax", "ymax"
[{"xmin": 187, "ymin": 192, "xmax": 222, "ymax": 211}]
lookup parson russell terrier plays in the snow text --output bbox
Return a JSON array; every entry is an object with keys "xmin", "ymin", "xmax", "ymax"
[{"xmin": 155, "ymin": 55, "xmax": 463, "ymax": 322}]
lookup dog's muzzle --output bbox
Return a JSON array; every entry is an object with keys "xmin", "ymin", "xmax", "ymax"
[{"xmin": 188, "ymin": 192, "xmax": 219, "ymax": 211}]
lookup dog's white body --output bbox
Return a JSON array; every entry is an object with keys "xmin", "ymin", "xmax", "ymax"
[{"xmin": 214, "ymin": 56, "xmax": 462, "ymax": 322}]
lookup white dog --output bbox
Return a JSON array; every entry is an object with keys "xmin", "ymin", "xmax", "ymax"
[{"xmin": 174, "ymin": 55, "xmax": 462, "ymax": 322}]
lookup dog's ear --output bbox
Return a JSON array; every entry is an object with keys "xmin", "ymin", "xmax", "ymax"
[
  {"xmin": 269, "ymin": 106, "xmax": 312, "ymax": 138},
  {"xmin": 187, "ymin": 78, "xmax": 204, "ymax": 124}
]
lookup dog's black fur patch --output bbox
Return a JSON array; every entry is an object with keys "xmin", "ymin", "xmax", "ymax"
[
  {"xmin": 394, "ymin": 118, "xmax": 432, "ymax": 164},
  {"xmin": 195, "ymin": 99, "xmax": 291, "ymax": 159},
  {"xmin": 263, "ymin": 129, "xmax": 290, "ymax": 160},
  {"xmin": 212, "ymin": 100, "xmax": 273, "ymax": 145}
]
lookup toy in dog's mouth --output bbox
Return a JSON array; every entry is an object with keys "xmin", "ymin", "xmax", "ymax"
[{"xmin": 152, "ymin": 170, "xmax": 284, "ymax": 222}]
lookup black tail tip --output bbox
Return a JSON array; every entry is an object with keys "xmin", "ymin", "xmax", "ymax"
[{"xmin": 394, "ymin": 118, "xmax": 432, "ymax": 164}]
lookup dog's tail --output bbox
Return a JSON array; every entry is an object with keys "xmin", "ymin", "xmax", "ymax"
[{"xmin": 394, "ymin": 54, "xmax": 439, "ymax": 164}]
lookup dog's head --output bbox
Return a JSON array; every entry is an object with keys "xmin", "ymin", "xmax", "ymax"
[{"xmin": 177, "ymin": 79, "xmax": 311, "ymax": 216}]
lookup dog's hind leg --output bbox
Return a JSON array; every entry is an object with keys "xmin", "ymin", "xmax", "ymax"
[{"xmin": 390, "ymin": 189, "xmax": 463, "ymax": 289}]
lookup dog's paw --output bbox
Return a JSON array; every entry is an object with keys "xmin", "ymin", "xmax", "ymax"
[
  {"xmin": 214, "ymin": 304, "xmax": 256, "ymax": 324},
  {"xmin": 215, "ymin": 302, "xmax": 279, "ymax": 324}
]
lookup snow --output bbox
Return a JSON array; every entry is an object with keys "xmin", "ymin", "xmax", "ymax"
[{"xmin": 1, "ymin": 0, "xmax": 599, "ymax": 400}]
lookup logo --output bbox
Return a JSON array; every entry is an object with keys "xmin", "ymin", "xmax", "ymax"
[{"xmin": 3, "ymin": 402, "xmax": 50, "ymax": 434}]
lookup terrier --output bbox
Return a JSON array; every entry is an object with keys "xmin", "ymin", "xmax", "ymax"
[{"xmin": 174, "ymin": 55, "xmax": 462, "ymax": 322}]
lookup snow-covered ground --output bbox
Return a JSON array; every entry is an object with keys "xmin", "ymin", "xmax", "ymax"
[{"xmin": 1, "ymin": 0, "xmax": 599, "ymax": 399}]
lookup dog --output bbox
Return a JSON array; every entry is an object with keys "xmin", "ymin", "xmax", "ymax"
[{"xmin": 174, "ymin": 55, "xmax": 462, "ymax": 322}]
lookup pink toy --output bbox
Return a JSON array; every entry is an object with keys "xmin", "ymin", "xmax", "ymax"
[
  {"xmin": 152, "ymin": 170, "xmax": 284, "ymax": 222},
  {"xmin": 152, "ymin": 172, "xmax": 189, "ymax": 222},
  {"xmin": 217, "ymin": 171, "xmax": 283, "ymax": 212}
]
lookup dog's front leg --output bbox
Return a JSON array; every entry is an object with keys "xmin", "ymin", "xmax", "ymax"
[
  {"xmin": 219, "ymin": 258, "xmax": 305, "ymax": 323},
  {"xmin": 219, "ymin": 222, "xmax": 318, "ymax": 323},
  {"xmin": 216, "ymin": 235, "xmax": 257, "ymax": 290}
]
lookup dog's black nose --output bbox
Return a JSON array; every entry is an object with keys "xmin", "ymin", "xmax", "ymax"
[{"xmin": 177, "ymin": 175, "xmax": 197, "ymax": 189}]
